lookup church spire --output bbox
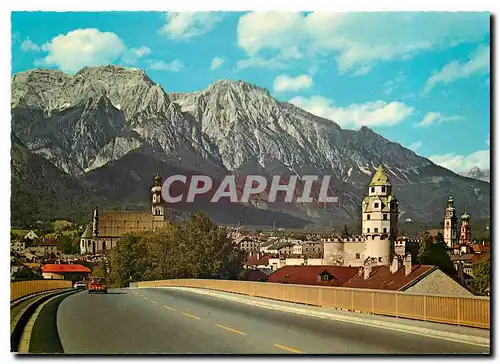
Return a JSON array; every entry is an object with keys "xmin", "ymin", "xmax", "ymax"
[{"xmin": 154, "ymin": 169, "xmax": 162, "ymax": 186}]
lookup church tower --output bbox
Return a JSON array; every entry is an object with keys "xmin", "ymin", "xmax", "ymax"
[
  {"xmin": 362, "ymin": 163, "xmax": 398, "ymax": 266},
  {"xmin": 151, "ymin": 171, "xmax": 165, "ymax": 221},
  {"xmin": 459, "ymin": 210, "xmax": 471, "ymax": 244},
  {"xmin": 443, "ymin": 195, "xmax": 458, "ymax": 248}
]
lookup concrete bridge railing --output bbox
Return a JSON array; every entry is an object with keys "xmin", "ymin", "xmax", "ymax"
[
  {"xmin": 11, "ymin": 280, "xmax": 73, "ymax": 302},
  {"xmin": 131, "ymin": 279, "xmax": 490, "ymax": 329}
]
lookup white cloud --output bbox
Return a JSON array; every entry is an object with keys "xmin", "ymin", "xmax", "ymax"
[
  {"xmin": 147, "ymin": 59, "xmax": 184, "ymax": 72},
  {"xmin": 236, "ymin": 56, "xmax": 288, "ymax": 70},
  {"xmin": 236, "ymin": 12, "xmax": 488, "ymax": 74},
  {"xmin": 383, "ymin": 71, "xmax": 405, "ymax": 94},
  {"xmin": 407, "ymin": 141, "xmax": 423, "ymax": 153},
  {"xmin": 290, "ymin": 95, "xmax": 414, "ymax": 129},
  {"xmin": 415, "ymin": 112, "xmax": 461, "ymax": 128},
  {"xmin": 35, "ymin": 29, "xmax": 127, "ymax": 73},
  {"xmin": 236, "ymin": 47, "xmax": 303, "ymax": 71},
  {"xmin": 20, "ymin": 38, "xmax": 41, "ymax": 52},
  {"xmin": 210, "ymin": 57, "xmax": 224, "ymax": 70},
  {"xmin": 273, "ymin": 74, "xmax": 313, "ymax": 93},
  {"xmin": 424, "ymin": 44, "xmax": 490, "ymax": 94},
  {"xmin": 121, "ymin": 46, "xmax": 152, "ymax": 65},
  {"xmin": 429, "ymin": 150, "xmax": 490, "ymax": 173},
  {"xmin": 158, "ymin": 12, "xmax": 223, "ymax": 40}
]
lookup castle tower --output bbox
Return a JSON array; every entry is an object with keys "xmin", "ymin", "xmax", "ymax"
[
  {"xmin": 459, "ymin": 210, "xmax": 471, "ymax": 244},
  {"xmin": 362, "ymin": 163, "xmax": 398, "ymax": 266},
  {"xmin": 443, "ymin": 195, "xmax": 458, "ymax": 248},
  {"xmin": 151, "ymin": 170, "xmax": 165, "ymax": 221}
]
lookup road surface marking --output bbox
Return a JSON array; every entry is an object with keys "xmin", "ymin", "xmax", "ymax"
[
  {"xmin": 164, "ymin": 306, "xmax": 176, "ymax": 311},
  {"xmin": 274, "ymin": 344, "xmax": 305, "ymax": 354},
  {"xmin": 181, "ymin": 312, "xmax": 201, "ymax": 320},
  {"xmin": 150, "ymin": 300, "xmax": 157, "ymax": 304},
  {"xmin": 214, "ymin": 324, "xmax": 246, "ymax": 335}
]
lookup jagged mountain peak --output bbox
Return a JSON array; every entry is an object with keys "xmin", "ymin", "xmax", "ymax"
[
  {"xmin": 207, "ymin": 78, "xmax": 271, "ymax": 95},
  {"xmin": 11, "ymin": 66, "xmax": 490, "ymax": 224}
]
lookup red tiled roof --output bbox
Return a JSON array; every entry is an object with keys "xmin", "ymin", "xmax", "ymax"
[
  {"xmin": 41, "ymin": 264, "xmax": 91, "ymax": 273},
  {"xmin": 472, "ymin": 253, "xmax": 490, "ymax": 263},
  {"xmin": 246, "ymin": 254, "xmax": 270, "ymax": 266},
  {"xmin": 341, "ymin": 264, "xmax": 436, "ymax": 291},
  {"xmin": 268, "ymin": 265, "xmax": 359, "ymax": 287},
  {"xmin": 41, "ymin": 238, "xmax": 58, "ymax": 246},
  {"xmin": 471, "ymin": 244, "xmax": 490, "ymax": 253}
]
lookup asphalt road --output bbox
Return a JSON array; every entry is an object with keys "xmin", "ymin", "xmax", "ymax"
[{"xmin": 52, "ymin": 287, "xmax": 490, "ymax": 354}]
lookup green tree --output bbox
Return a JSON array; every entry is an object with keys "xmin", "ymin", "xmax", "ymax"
[
  {"xmin": 418, "ymin": 230, "xmax": 455, "ymax": 276},
  {"xmin": 108, "ymin": 212, "xmax": 246, "ymax": 287},
  {"xmin": 57, "ymin": 234, "xmax": 78, "ymax": 254},
  {"xmin": 472, "ymin": 258, "xmax": 490, "ymax": 295},
  {"xmin": 12, "ymin": 266, "xmax": 43, "ymax": 280},
  {"xmin": 418, "ymin": 230, "xmax": 432, "ymax": 263}
]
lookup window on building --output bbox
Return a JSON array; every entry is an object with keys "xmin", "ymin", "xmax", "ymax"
[
  {"xmin": 383, "ymin": 214, "xmax": 388, "ymax": 220},
  {"xmin": 374, "ymin": 203, "xmax": 379, "ymax": 208},
  {"xmin": 367, "ymin": 228, "xmax": 370, "ymax": 233},
  {"xmin": 356, "ymin": 253, "xmax": 360, "ymax": 259},
  {"xmin": 446, "ymin": 222, "xmax": 450, "ymax": 227},
  {"xmin": 381, "ymin": 186, "xmax": 386, "ymax": 192},
  {"xmin": 383, "ymin": 228, "xmax": 387, "ymax": 233},
  {"xmin": 371, "ymin": 187, "xmax": 375, "ymax": 193},
  {"xmin": 378, "ymin": 257, "xmax": 382, "ymax": 262},
  {"xmin": 374, "ymin": 228, "xmax": 379, "ymax": 233},
  {"xmin": 367, "ymin": 214, "xmax": 371, "ymax": 220}
]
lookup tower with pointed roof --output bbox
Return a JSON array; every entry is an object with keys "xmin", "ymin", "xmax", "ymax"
[
  {"xmin": 361, "ymin": 164, "xmax": 398, "ymax": 266},
  {"xmin": 459, "ymin": 210, "xmax": 471, "ymax": 244},
  {"xmin": 443, "ymin": 194, "xmax": 458, "ymax": 247},
  {"xmin": 151, "ymin": 170, "xmax": 165, "ymax": 221}
]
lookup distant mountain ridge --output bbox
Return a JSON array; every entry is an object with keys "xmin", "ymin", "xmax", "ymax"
[
  {"xmin": 10, "ymin": 65, "xmax": 490, "ymax": 225},
  {"xmin": 460, "ymin": 167, "xmax": 490, "ymax": 183}
]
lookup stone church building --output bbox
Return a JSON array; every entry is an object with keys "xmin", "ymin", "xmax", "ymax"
[{"xmin": 80, "ymin": 172, "xmax": 168, "ymax": 254}]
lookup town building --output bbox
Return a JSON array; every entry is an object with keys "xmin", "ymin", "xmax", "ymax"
[
  {"xmin": 233, "ymin": 236, "xmax": 260, "ymax": 253},
  {"xmin": 40, "ymin": 238, "xmax": 58, "ymax": 256},
  {"xmin": 80, "ymin": 172, "xmax": 170, "ymax": 254},
  {"xmin": 41, "ymin": 264, "xmax": 92, "ymax": 282},
  {"xmin": 268, "ymin": 255, "xmax": 473, "ymax": 296},
  {"xmin": 11, "ymin": 240, "xmax": 25, "ymax": 252},
  {"xmin": 24, "ymin": 230, "xmax": 38, "ymax": 240},
  {"xmin": 322, "ymin": 163, "xmax": 399, "ymax": 267}
]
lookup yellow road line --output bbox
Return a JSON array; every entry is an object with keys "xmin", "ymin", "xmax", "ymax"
[
  {"xmin": 164, "ymin": 305, "xmax": 176, "ymax": 311},
  {"xmin": 214, "ymin": 324, "xmax": 246, "ymax": 336},
  {"xmin": 274, "ymin": 344, "xmax": 305, "ymax": 354},
  {"xmin": 181, "ymin": 312, "xmax": 201, "ymax": 320}
]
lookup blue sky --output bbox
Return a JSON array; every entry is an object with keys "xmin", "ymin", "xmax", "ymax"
[{"xmin": 11, "ymin": 11, "xmax": 490, "ymax": 173}]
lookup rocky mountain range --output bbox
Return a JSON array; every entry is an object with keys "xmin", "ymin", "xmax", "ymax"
[
  {"xmin": 11, "ymin": 65, "xmax": 490, "ymax": 227},
  {"xmin": 460, "ymin": 167, "xmax": 490, "ymax": 183}
]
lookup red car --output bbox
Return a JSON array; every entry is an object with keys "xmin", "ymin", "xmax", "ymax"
[{"xmin": 88, "ymin": 277, "xmax": 107, "ymax": 294}]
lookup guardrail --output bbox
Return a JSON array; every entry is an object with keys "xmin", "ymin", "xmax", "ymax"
[
  {"xmin": 133, "ymin": 279, "xmax": 490, "ymax": 329},
  {"xmin": 11, "ymin": 280, "xmax": 73, "ymax": 302}
]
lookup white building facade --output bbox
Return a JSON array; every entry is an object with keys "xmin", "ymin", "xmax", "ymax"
[{"xmin": 323, "ymin": 164, "xmax": 399, "ymax": 267}]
